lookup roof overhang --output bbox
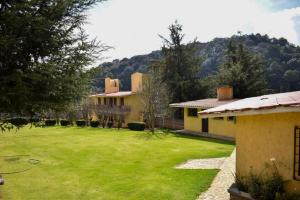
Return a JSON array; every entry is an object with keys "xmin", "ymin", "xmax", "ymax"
[
  {"xmin": 199, "ymin": 105, "xmax": 300, "ymax": 118},
  {"xmin": 169, "ymin": 104, "xmax": 211, "ymax": 109}
]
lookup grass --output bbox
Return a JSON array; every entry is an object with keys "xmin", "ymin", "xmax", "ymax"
[{"xmin": 0, "ymin": 127, "xmax": 234, "ymax": 200}]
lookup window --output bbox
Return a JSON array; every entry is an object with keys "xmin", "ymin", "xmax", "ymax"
[
  {"xmin": 213, "ymin": 117, "xmax": 224, "ymax": 120},
  {"xmin": 97, "ymin": 98, "xmax": 101, "ymax": 105},
  {"xmin": 187, "ymin": 108, "xmax": 198, "ymax": 117},
  {"xmin": 227, "ymin": 116, "xmax": 236, "ymax": 123}
]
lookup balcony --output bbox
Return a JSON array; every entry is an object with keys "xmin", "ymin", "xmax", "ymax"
[{"xmin": 90, "ymin": 104, "xmax": 131, "ymax": 116}]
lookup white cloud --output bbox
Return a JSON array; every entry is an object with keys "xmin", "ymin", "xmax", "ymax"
[{"xmin": 85, "ymin": 0, "xmax": 300, "ymax": 62}]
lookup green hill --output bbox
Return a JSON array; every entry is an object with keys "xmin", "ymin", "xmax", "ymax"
[{"xmin": 92, "ymin": 34, "xmax": 300, "ymax": 94}]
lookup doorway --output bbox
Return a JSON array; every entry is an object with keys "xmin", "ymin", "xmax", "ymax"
[{"xmin": 202, "ymin": 118, "xmax": 209, "ymax": 133}]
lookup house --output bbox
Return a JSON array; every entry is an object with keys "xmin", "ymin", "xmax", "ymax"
[
  {"xmin": 169, "ymin": 87, "xmax": 238, "ymax": 141},
  {"xmin": 89, "ymin": 72, "xmax": 145, "ymax": 126},
  {"xmin": 200, "ymin": 91, "xmax": 300, "ymax": 193}
]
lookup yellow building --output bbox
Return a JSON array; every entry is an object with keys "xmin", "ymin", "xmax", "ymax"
[
  {"xmin": 89, "ymin": 72, "xmax": 145, "ymax": 126},
  {"xmin": 169, "ymin": 87, "xmax": 238, "ymax": 141},
  {"xmin": 200, "ymin": 90, "xmax": 300, "ymax": 194}
]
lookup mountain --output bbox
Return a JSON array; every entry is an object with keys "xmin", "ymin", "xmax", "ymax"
[{"xmin": 92, "ymin": 33, "xmax": 300, "ymax": 93}]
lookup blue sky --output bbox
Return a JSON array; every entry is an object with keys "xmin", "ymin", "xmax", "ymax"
[{"xmin": 85, "ymin": 0, "xmax": 300, "ymax": 62}]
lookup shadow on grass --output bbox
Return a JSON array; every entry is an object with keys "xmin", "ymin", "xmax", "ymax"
[
  {"xmin": 134, "ymin": 129, "xmax": 171, "ymax": 140},
  {"xmin": 172, "ymin": 132, "xmax": 235, "ymax": 145}
]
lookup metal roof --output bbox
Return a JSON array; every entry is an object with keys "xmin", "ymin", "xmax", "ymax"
[
  {"xmin": 200, "ymin": 91, "xmax": 300, "ymax": 117},
  {"xmin": 90, "ymin": 91, "xmax": 134, "ymax": 98},
  {"xmin": 169, "ymin": 98, "xmax": 238, "ymax": 109}
]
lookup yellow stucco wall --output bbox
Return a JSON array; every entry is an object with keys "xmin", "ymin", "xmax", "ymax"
[
  {"xmin": 235, "ymin": 112, "xmax": 300, "ymax": 192},
  {"xmin": 183, "ymin": 108, "xmax": 236, "ymax": 139},
  {"xmin": 209, "ymin": 117, "xmax": 236, "ymax": 138},
  {"xmin": 123, "ymin": 94, "xmax": 143, "ymax": 125},
  {"xmin": 184, "ymin": 108, "xmax": 202, "ymax": 132}
]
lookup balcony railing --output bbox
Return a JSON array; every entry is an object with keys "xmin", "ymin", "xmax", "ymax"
[{"xmin": 90, "ymin": 104, "xmax": 131, "ymax": 116}]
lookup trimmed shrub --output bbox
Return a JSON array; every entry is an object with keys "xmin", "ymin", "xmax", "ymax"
[
  {"xmin": 90, "ymin": 121, "xmax": 100, "ymax": 127},
  {"xmin": 9, "ymin": 118, "xmax": 28, "ymax": 127},
  {"xmin": 127, "ymin": 122, "xmax": 145, "ymax": 131},
  {"xmin": 28, "ymin": 118, "xmax": 40, "ymax": 123},
  {"xmin": 45, "ymin": 119, "xmax": 56, "ymax": 126},
  {"xmin": 60, "ymin": 120, "xmax": 71, "ymax": 126},
  {"xmin": 76, "ymin": 120, "xmax": 86, "ymax": 127}
]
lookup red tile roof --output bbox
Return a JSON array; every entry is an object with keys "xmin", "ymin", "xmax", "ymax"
[
  {"xmin": 169, "ymin": 98, "xmax": 238, "ymax": 109},
  {"xmin": 200, "ymin": 91, "xmax": 300, "ymax": 117},
  {"xmin": 90, "ymin": 91, "xmax": 134, "ymax": 98}
]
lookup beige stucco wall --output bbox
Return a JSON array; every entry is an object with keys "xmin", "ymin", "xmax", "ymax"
[{"xmin": 235, "ymin": 112, "xmax": 300, "ymax": 192}]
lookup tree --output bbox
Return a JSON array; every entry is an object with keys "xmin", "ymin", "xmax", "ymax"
[
  {"xmin": 0, "ymin": 1, "xmax": 110, "ymax": 129},
  {"xmin": 159, "ymin": 21, "xmax": 205, "ymax": 104},
  {"xmin": 283, "ymin": 70, "xmax": 300, "ymax": 91},
  {"xmin": 217, "ymin": 40, "xmax": 267, "ymax": 98},
  {"xmin": 139, "ymin": 61, "xmax": 169, "ymax": 133}
]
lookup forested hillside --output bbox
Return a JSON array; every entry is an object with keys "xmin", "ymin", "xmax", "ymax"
[{"xmin": 92, "ymin": 34, "xmax": 300, "ymax": 93}]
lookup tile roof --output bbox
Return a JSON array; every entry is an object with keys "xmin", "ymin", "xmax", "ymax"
[
  {"xmin": 169, "ymin": 98, "xmax": 238, "ymax": 109},
  {"xmin": 90, "ymin": 91, "xmax": 134, "ymax": 98},
  {"xmin": 200, "ymin": 91, "xmax": 300, "ymax": 117}
]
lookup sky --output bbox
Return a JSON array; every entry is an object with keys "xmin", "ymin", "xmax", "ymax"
[{"xmin": 84, "ymin": 0, "xmax": 300, "ymax": 62}]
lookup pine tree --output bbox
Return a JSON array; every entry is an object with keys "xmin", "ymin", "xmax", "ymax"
[
  {"xmin": 159, "ymin": 21, "xmax": 205, "ymax": 104},
  {"xmin": 217, "ymin": 40, "xmax": 267, "ymax": 98}
]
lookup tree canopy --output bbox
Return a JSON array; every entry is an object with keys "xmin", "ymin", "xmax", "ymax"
[
  {"xmin": 217, "ymin": 40, "xmax": 267, "ymax": 98},
  {"xmin": 0, "ymin": 0, "xmax": 109, "ymax": 119},
  {"xmin": 159, "ymin": 21, "xmax": 206, "ymax": 104}
]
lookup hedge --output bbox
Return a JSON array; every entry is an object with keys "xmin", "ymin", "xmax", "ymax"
[
  {"xmin": 45, "ymin": 119, "xmax": 56, "ymax": 126},
  {"xmin": 60, "ymin": 120, "xmax": 71, "ymax": 126},
  {"xmin": 90, "ymin": 121, "xmax": 100, "ymax": 127},
  {"xmin": 76, "ymin": 120, "xmax": 86, "ymax": 127},
  {"xmin": 8, "ymin": 118, "xmax": 28, "ymax": 127},
  {"xmin": 28, "ymin": 118, "xmax": 40, "ymax": 123},
  {"xmin": 127, "ymin": 122, "xmax": 145, "ymax": 131}
]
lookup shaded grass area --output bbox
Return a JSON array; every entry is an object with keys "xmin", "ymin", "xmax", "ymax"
[{"xmin": 0, "ymin": 127, "xmax": 234, "ymax": 200}]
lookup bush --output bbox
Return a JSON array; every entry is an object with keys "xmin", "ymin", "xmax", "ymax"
[
  {"xmin": 60, "ymin": 120, "xmax": 71, "ymax": 126},
  {"xmin": 127, "ymin": 122, "xmax": 145, "ymax": 131},
  {"xmin": 28, "ymin": 118, "xmax": 40, "ymax": 123},
  {"xmin": 8, "ymin": 118, "xmax": 28, "ymax": 127},
  {"xmin": 45, "ymin": 119, "xmax": 56, "ymax": 126},
  {"xmin": 90, "ymin": 121, "xmax": 100, "ymax": 127},
  {"xmin": 235, "ymin": 163, "xmax": 285, "ymax": 200},
  {"xmin": 76, "ymin": 120, "xmax": 86, "ymax": 127}
]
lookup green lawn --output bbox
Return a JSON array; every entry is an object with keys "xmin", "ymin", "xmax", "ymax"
[{"xmin": 0, "ymin": 127, "xmax": 234, "ymax": 200}]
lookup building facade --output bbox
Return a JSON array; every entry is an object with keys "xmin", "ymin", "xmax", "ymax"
[
  {"xmin": 89, "ymin": 72, "xmax": 145, "ymax": 126},
  {"xmin": 200, "ymin": 91, "xmax": 300, "ymax": 193},
  {"xmin": 170, "ymin": 87, "xmax": 238, "ymax": 140}
]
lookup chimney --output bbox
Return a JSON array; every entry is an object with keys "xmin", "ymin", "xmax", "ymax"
[
  {"xmin": 105, "ymin": 77, "xmax": 120, "ymax": 94},
  {"xmin": 131, "ymin": 72, "xmax": 143, "ymax": 92},
  {"xmin": 217, "ymin": 86, "xmax": 233, "ymax": 100}
]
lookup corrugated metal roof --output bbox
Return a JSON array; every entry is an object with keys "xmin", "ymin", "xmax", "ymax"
[
  {"xmin": 90, "ymin": 91, "xmax": 134, "ymax": 97},
  {"xmin": 200, "ymin": 91, "xmax": 300, "ymax": 117},
  {"xmin": 169, "ymin": 98, "xmax": 238, "ymax": 109}
]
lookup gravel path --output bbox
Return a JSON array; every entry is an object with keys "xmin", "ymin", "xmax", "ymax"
[
  {"xmin": 175, "ymin": 157, "xmax": 227, "ymax": 169},
  {"xmin": 197, "ymin": 149, "xmax": 236, "ymax": 200}
]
